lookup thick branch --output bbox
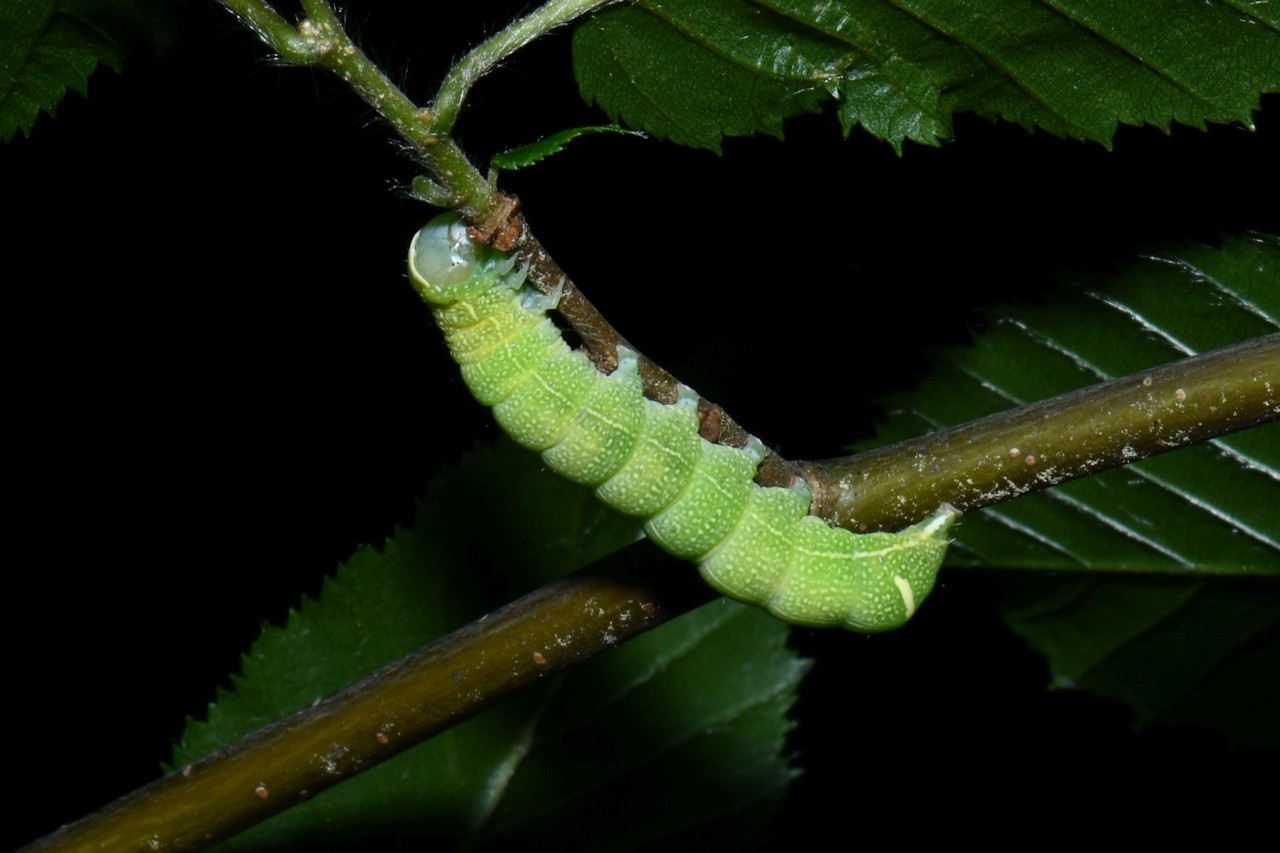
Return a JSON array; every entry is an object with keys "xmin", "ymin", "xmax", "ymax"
[
  {"xmin": 484, "ymin": 224, "xmax": 1280, "ymax": 517},
  {"xmin": 808, "ymin": 334, "xmax": 1280, "ymax": 531},
  {"xmin": 24, "ymin": 545, "xmax": 711, "ymax": 853},
  {"xmin": 27, "ymin": 334, "xmax": 1276, "ymax": 851}
]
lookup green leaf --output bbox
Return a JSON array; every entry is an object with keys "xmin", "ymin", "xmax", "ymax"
[
  {"xmin": 574, "ymin": 1, "xmax": 831, "ymax": 152},
  {"xmin": 870, "ymin": 233, "xmax": 1280, "ymax": 744},
  {"xmin": 1001, "ymin": 575, "xmax": 1279, "ymax": 746},
  {"xmin": 172, "ymin": 440, "xmax": 805, "ymax": 849},
  {"xmin": 573, "ymin": 0, "xmax": 1280, "ymax": 152},
  {"xmin": 882, "ymin": 233, "xmax": 1280, "ymax": 575},
  {"xmin": 0, "ymin": 0, "xmax": 177, "ymax": 141},
  {"xmin": 478, "ymin": 601, "xmax": 805, "ymax": 849},
  {"xmin": 492, "ymin": 125, "xmax": 646, "ymax": 171}
]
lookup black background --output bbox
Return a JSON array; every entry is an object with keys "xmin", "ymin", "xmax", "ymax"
[{"xmin": 8, "ymin": 2, "xmax": 1277, "ymax": 849}]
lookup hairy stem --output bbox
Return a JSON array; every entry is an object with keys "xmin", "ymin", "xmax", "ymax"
[
  {"xmin": 433, "ymin": 0, "xmax": 623, "ymax": 134},
  {"xmin": 217, "ymin": 0, "xmax": 314, "ymax": 57},
  {"xmin": 216, "ymin": 0, "xmax": 495, "ymax": 217},
  {"xmin": 211, "ymin": 1, "xmax": 744, "ymax": 433}
]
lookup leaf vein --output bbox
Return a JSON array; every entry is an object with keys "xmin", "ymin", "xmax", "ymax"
[
  {"xmin": 882, "ymin": 0, "xmax": 1099, "ymax": 136},
  {"xmin": 1003, "ymin": 316, "xmax": 1111, "ymax": 380},
  {"xmin": 1140, "ymin": 253, "xmax": 1280, "ymax": 330},
  {"xmin": 1129, "ymin": 466, "xmax": 1280, "ymax": 553},
  {"xmin": 1043, "ymin": 488, "xmax": 1196, "ymax": 567},
  {"xmin": 1039, "ymin": 0, "xmax": 1231, "ymax": 117},
  {"xmin": 981, "ymin": 508, "xmax": 1090, "ymax": 564},
  {"xmin": 1210, "ymin": 438, "xmax": 1280, "ymax": 485},
  {"xmin": 1086, "ymin": 291, "xmax": 1196, "ymax": 356}
]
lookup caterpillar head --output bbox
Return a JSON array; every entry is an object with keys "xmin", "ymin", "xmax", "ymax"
[{"xmin": 409, "ymin": 213, "xmax": 521, "ymax": 305}]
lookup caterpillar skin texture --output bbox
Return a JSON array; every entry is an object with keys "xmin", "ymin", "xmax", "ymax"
[{"xmin": 409, "ymin": 214, "xmax": 956, "ymax": 631}]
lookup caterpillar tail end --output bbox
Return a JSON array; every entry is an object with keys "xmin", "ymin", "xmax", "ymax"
[
  {"xmin": 910, "ymin": 502, "xmax": 961, "ymax": 546},
  {"xmin": 731, "ymin": 502, "xmax": 960, "ymax": 634},
  {"xmin": 842, "ymin": 503, "xmax": 959, "ymax": 633}
]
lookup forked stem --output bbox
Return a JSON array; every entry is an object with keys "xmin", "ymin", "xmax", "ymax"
[
  {"xmin": 433, "ymin": 0, "xmax": 622, "ymax": 134},
  {"xmin": 217, "ymin": 0, "xmax": 495, "ymax": 216}
]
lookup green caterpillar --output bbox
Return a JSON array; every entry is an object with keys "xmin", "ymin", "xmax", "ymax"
[{"xmin": 409, "ymin": 213, "xmax": 956, "ymax": 631}]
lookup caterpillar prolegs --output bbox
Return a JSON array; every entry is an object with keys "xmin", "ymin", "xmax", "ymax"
[{"xmin": 409, "ymin": 214, "xmax": 957, "ymax": 631}]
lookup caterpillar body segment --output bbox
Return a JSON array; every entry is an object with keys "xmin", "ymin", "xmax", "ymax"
[{"xmin": 409, "ymin": 214, "xmax": 956, "ymax": 632}]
